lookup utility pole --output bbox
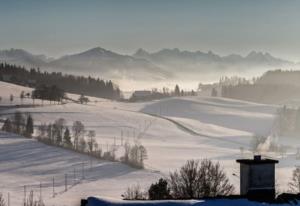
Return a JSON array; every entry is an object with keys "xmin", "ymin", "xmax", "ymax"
[
  {"xmin": 65, "ymin": 174, "xmax": 67, "ymax": 192},
  {"xmin": 82, "ymin": 162, "xmax": 85, "ymax": 179},
  {"xmin": 24, "ymin": 185, "xmax": 27, "ymax": 204},
  {"xmin": 52, "ymin": 177, "xmax": 55, "ymax": 197},
  {"xmin": 7, "ymin": 192, "xmax": 10, "ymax": 206},
  {"xmin": 39, "ymin": 182, "xmax": 42, "ymax": 200},
  {"xmin": 121, "ymin": 130, "xmax": 123, "ymax": 146},
  {"xmin": 73, "ymin": 168, "xmax": 76, "ymax": 185}
]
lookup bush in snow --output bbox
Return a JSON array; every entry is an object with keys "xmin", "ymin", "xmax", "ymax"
[
  {"xmin": 169, "ymin": 159, "xmax": 234, "ymax": 199},
  {"xmin": 122, "ymin": 184, "xmax": 147, "ymax": 200},
  {"xmin": 2, "ymin": 118, "xmax": 13, "ymax": 133},
  {"xmin": 148, "ymin": 178, "xmax": 171, "ymax": 200}
]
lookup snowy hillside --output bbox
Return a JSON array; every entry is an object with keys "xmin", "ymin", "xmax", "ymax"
[
  {"xmin": 0, "ymin": 131, "xmax": 161, "ymax": 206},
  {"xmin": 0, "ymin": 81, "xmax": 299, "ymax": 205}
]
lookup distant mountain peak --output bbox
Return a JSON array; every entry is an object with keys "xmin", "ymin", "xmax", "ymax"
[
  {"xmin": 134, "ymin": 48, "xmax": 150, "ymax": 57},
  {"xmin": 81, "ymin": 47, "xmax": 113, "ymax": 55}
]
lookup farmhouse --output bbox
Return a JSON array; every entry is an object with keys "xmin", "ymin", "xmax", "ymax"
[{"xmin": 130, "ymin": 90, "xmax": 153, "ymax": 101}]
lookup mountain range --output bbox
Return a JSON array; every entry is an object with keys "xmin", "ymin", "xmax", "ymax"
[{"xmin": 0, "ymin": 47, "xmax": 297, "ymax": 88}]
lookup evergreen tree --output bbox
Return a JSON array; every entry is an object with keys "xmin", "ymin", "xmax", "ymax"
[
  {"xmin": 180, "ymin": 90, "xmax": 184, "ymax": 96},
  {"xmin": 9, "ymin": 94, "xmax": 13, "ymax": 104},
  {"xmin": 211, "ymin": 88, "xmax": 218, "ymax": 97},
  {"xmin": 20, "ymin": 91, "xmax": 25, "ymax": 104},
  {"xmin": 25, "ymin": 115, "xmax": 34, "ymax": 138},
  {"xmin": 78, "ymin": 94, "xmax": 89, "ymax": 104},
  {"xmin": 46, "ymin": 124, "xmax": 53, "ymax": 142},
  {"xmin": 174, "ymin": 85, "xmax": 180, "ymax": 96},
  {"xmin": 148, "ymin": 178, "xmax": 171, "ymax": 200},
  {"xmin": 13, "ymin": 111, "xmax": 25, "ymax": 134},
  {"xmin": 63, "ymin": 127, "xmax": 72, "ymax": 147},
  {"xmin": 52, "ymin": 124, "xmax": 62, "ymax": 145}
]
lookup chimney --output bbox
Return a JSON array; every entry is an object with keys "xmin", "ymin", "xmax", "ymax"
[{"xmin": 236, "ymin": 155, "xmax": 278, "ymax": 201}]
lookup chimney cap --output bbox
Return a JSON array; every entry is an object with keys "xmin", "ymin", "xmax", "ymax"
[
  {"xmin": 254, "ymin": 155, "xmax": 261, "ymax": 161},
  {"xmin": 236, "ymin": 155, "xmax": 278, "ymax": 165}
]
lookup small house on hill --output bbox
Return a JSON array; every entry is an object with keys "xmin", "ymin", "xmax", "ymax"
[
  {"xmin": 130, "ymin": 90, "xmax": 152, "ymax": 101},
  {"xmin": 132, "ymin": 90, "xmax": 152, "ymax": 98}
]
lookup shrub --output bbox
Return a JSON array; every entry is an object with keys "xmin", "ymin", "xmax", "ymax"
[
  {"xmin": 148, "ymin": 178, "xmax": 171, "ymax": 200},
  {"xmin": 169, "ymin": 159, "xmax": 234, "ymax": 199},
  {"xmin": 122, "ymin": 184, "xmax": 147, "ymax": 200}
]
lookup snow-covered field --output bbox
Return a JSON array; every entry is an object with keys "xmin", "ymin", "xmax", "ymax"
[{"xmin": 0, "ymin": 81, "xmax": 299, "ymax": 205}]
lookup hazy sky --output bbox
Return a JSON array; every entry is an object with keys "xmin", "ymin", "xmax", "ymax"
[{"xmin": 1, "ymin": 0, "xmax": 300, "ymax": 61}]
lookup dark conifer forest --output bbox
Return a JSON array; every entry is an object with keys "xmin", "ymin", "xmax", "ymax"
[{"xmin": 0, "ymin": 62, "xmax": 122, "ymax": 100}]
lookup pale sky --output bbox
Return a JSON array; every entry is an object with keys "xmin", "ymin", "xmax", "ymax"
[{"xmin": 0, "ymin": 0, "xmax": 300, "ymax": 61}]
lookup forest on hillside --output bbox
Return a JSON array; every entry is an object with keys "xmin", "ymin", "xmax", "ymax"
[
  {"xmin": 0, "ymin": 63, "xmax": 122, "ymax": 100},
  {"xmin": 220, "ymin": 70, "xmax": 300, "ymax": 104}
]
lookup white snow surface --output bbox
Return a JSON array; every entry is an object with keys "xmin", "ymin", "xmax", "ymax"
[{"xmin": 0, "ymin": 81, "xmax": 299, "ymax": 205}]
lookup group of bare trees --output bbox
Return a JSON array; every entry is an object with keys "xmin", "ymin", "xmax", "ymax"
[
  {"xmin": 123, "ymin": 159, "xmax": 234, "ymax": 200},
  {"xmin": 0, "ymin": 191, "xmax": 44, "ymax": 206},
  {"xmin": 37, "ymin": 119, "xmax": 101, "ymax": 156},
  {"xmin": 122, "ymin": 140, "xmax": 148, "ymax": 169},
  {"xmin": 36, "ymin": 118, "xmax": 148, "ymax": 168}
]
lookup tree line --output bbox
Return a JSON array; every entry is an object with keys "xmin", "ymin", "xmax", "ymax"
[
  {"xmin": 2, "ymin": 112, "xmax": 34, "ymax": 138},
  {"xmin": 0, "ymin": 62, "xmax": 121, "ymax": 100},
  {"xmin": 277, "ymin": 106, "xmax": 300, "ymax": 137},
  {"xmin": 218, "ymin": 71, "xmax": 300, "ymax": 104},
  {"xmin": 37, "ymin": 118, "xmax": 148, "ymax": 168},
  {"xmin": 123, "ymin": 158, "xmax": 300, "ymax": 201},
  {"xmin": 129, "ymin": 84, "xmax": 197, "ymax": 102},
  {"xmin": 123, "ymin": 159, "xmax": 234, "ymax": 200},
  {"xmin": 1, "ymin": 113, "xmax": 148, "ymax": 169}
]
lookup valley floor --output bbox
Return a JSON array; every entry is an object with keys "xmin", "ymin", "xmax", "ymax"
[{"xmin": 0, "ymin": 81, "xmax": 298, "ymax": 205}]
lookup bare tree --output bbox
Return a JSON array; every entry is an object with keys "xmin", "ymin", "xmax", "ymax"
[
  {"xmin": 72, "ymin": 121, "xmax": 85, "ymax": 150},
  {"xmin": 122, "ymin": 184, "xmax": 147, "ymax": 200},
  {"xmin": 87, "ymin": 130, "xmax": 96, "ymax": 153},
  {"xmin": 53, "ymin": 118, "xmax": 66, "ymax": 145},
  {"xmin": 289, "ymin": 167, "xmax": 300, "ymax": 193},
  {"xmin": 38, "ymin": 124, "xmax": 47, "ymax": 139},
  {"xmin": 0, "ymin": 193, "xmax": 5, "ymax": 206},
  {"xmin": 169, "ymin": 159, "xmax": 234, "ymax": 199},
  {"xmin": 79, "ymin": 137, "xmax": 87, "ymax": 152},
  {"xmin": 24, "ymin": 191, "xmax": 45, "ymax": 206}
]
